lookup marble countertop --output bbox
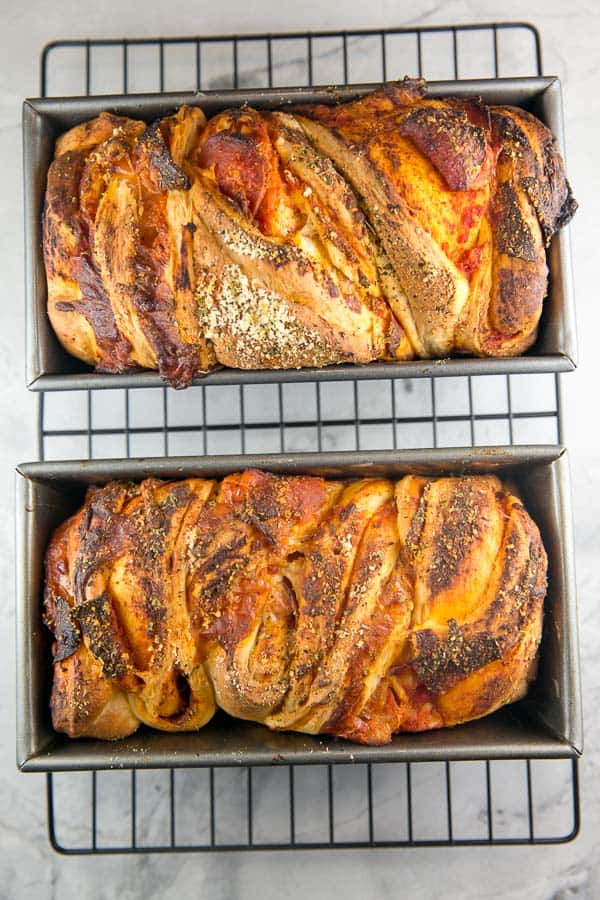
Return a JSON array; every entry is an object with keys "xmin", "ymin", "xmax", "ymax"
[{"xmin": 2, "ymin": 0, "xmax": 598, "ymax": 896}]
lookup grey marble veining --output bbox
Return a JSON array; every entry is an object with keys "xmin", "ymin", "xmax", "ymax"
[{"xmin": 2, "ymin": 0, "xmax": 600, "ymax": 896}]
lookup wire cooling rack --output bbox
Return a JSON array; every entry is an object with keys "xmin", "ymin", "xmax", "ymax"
[{"xmin": 39, "ymin": 23, "xmax": 579, "ymax": 853}]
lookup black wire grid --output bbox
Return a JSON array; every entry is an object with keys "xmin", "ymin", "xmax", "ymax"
[{"xmin": 39, "ymin": 23, "xmax": 579, "ymax": 853}]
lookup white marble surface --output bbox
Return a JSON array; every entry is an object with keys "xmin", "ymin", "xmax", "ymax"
[{"xmin": 2, "ymin": 0, "xmax": 599, "ymax": 896}]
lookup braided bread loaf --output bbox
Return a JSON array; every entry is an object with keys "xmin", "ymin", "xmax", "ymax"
[
  {"xmin": 44, "ymin": 470, "xmax": 547, "ymax": 745},
  {"xmin": 43, "ymin": 80, "xmax": 576, "ymax": 386}
]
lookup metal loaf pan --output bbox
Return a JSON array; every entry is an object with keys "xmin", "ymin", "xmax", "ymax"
[
  {"xmin": 16, "ymin": 445, "xmax": 582, "ymax": 772},
  {"xmin": 24, "ymin": 76, "xmax": 577, "ymax": 391}
]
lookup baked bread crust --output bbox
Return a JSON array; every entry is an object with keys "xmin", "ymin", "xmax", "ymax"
[
  {"xmin": 44, "ymin": 108, "xmax": 215, "ymax": 386},
  {"xmin": 43, "ymin": 81, "xmax": 576, "ymax": 384},
  {"xmin": 44, "ymin": 470, "xmax": 547, "ymax": 745},
  {"xmin": 294, "ymin": 80, "xmax": 577, "ymax": 358}
]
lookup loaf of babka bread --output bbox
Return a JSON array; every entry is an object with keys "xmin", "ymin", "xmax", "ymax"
[
  {"xmin": 43, "ymin": 79, "xmax": 577, "ymax": 386},
  {"xmin": 44, "ymin": 469, "xmax": 547, "ymax": 745}
]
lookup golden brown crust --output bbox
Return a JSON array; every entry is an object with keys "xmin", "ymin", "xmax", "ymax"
[
  {"xmin": 293, "ymin": 111, "xmax": 467, "ymax": 357},
  {"xmin": 44, "ymin": 108, "xmax": 215, "ymax": 385},
  {"xmin": 44, "ymin": 477, "xmax": 218, "ymax": 738},
  {"xmin": 191, "ymin": 175, "xmax": 380, "ymax": 368},
  {"xmin": 43, "ymin": 82, "xmax": 575, "ymax": 381},
  {"xmin": 189, "ymin": 108, "xmax": 400, "ymax": 369},
  {"xmin": 295, "ymin": 82, "xmax": 576, "ymax": 359},
  {"xmin": 45, "ymin": 470, "xmax": 546, "ymax": 745}
]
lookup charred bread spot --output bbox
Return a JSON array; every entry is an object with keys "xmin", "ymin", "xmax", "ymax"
[
  {"xmin": 492, "ymin": 265, "xmax": 546, "ymax": 334},
  {"xmin": 174, "ymin": 670, "xmax": 192, "ymax": 711},
  {"xmin": 302, "ymin": 553, "xmax": 344, "ymax": 615},
  {"xmin": 128, "ymin": 243, "xmax": 201, "ymax": 387},
  {"xmin": 73, "ymin": 483, "xmax": 132, "ymax": 602},
  {"xmin": 403, "ymin": 482, "xmax": 428, "ymax": 571},
  {"xmin": 197, "ymin": 536, "xmax": 249, "ymax": 578},
  {"xmin": 492, "ymin": 106, "xmax": 578, "ymax": 245},
  {"xmin": 554, "ymin": 182, "xmax": 578, "ymax": 232},
  {"xmin": 46, "ymin": 595, "xmax": 82, "ymax": 662},
  {"xmin": 69, "ymin": 255, "xmax": 134, "ymax": 371},
  {"xmin": 492, "ymin": 110, "xmax": 521, "ymax": 146},
  {"xmin": 77, "ymin": 593, "xmax": 131, "ymax": 680},
  {"xmin": 426, "ymin": 480, "xmax": 488, "ymax": 596},
  {"xmin": 44, "ymin": 151, "xmax": 87, "ymax": 246},
  {"xmin": 399, "ymin": 106, "xmax": 487, "ymax": 191},
  {"xmin": 492, "ymin": 183, "xmax": 537, "ymax": 261},
  {"xmin": 523, "ymin": 170, "xmax": 578, "ymax": 245},
  {"xmin": 137, "ymin": 126, "xmax": 190, "ymax": 191},
  {"xmin": 176, "ymin": 230, "xmax": 193, "ymax": 290},
  {"xmin": 412, "ymin": 619, "xmax": 502, "ymax": 694}
]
